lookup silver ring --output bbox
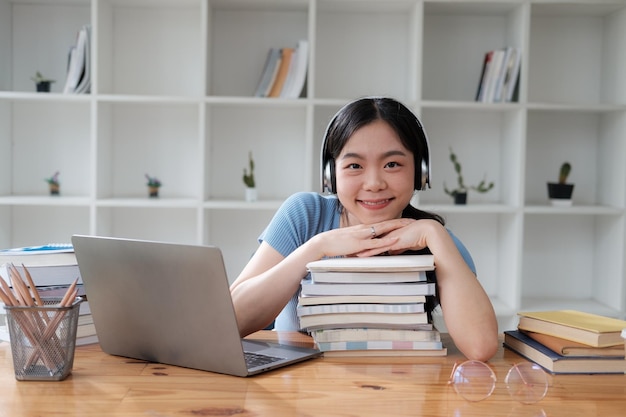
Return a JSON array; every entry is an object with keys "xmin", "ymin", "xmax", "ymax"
[{"xmin": 370, "ymin": 226, "xmax": 376, "ymax": 238}]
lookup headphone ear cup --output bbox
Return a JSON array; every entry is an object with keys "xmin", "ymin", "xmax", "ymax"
[
  {"xmin": 417, "ymin": 157, "xmax": 429, "ymax": 190},
  {"xmin": 323, "ymin": 160, "xmax": 336, "ymax": 193}
]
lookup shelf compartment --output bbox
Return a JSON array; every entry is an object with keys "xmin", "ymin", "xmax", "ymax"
[
  {"xmin": 6, "ymin": 101, "xmax": 92, "ymax": 197},
  {"xmin": 208, "ymin": 1, "xmax": 309, "ymax": 97},
  {"xmin": 422, "ymin": 1, "xmax": 526, "ymax": 103},
  {"xmin": 205, "ymin": 104, "xmax": 308, "ymax": 200},
  {"xmin": 315, "ymin": 0, "xmax": 418, "ymax": 100},
  {"xmin": 419, "ymin": 107, "xmax": 523, "ymax": 206},
  {"xmin": 96, "ymin": 0, "xmax": 204, "ymax": 96},
  {"xmin": 3, "ymin": 0, "xmax": 91, "ymax": 94},
  {"xmin": 525, "ymin": 109, "xmax": 626, "ymax": 208},
  {"xmin": 522, "ymin": 214, "xmax": 625, "ymax": 313},
  {"xmin": 528, "ymin": 3, "xmax": 626, "ymax": 105},
  {"xmin": 96, "ymin": 101, "xmax": 201, "ymax": 199}
]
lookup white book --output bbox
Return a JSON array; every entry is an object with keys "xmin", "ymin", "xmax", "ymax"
[
  {"xmin": 74, "ymin": 25, "xmax": 91, "ymax": 94},
  {"xmin": 63, "ymin": 26, "xmax": 88, "ymax": 94},
  {"xmin": 297, "ymin": 302, "xmax": 425, "ymax": 317},
  {"xmin": 306, "ymin": 254, "xmax": 434, "ymax": 273},
  {"xmin": 300, "ymin": 281, "xmax": 435, "ymax": 297},
  {"xmin": 317, "ymin": 340, "xmax": 443, "ymax": 352},
  {"xmin": 299, "ymin": 311, "xmax": 429, "ymax": 331},
  {"xmin": 311, "ymin": 270, "xmax": 427, "ymax": 284},
  {"xmin": 493, "ymin": 46, "xmax": 513, "ymax": 102},
  {"xmin": 281, "ymin": 39, "xmax": 308, "ymax": 98},
  {"xmin": 299, "ymin": 294, "xmax": 427, "ymax": 306},
  {"xmin": 0, "ymin": 263, "xmax": 81, "ymax": 288},
  {"xmin": 311, "ymin": 328, "xmax": 439, "ymax": 343},
  {"xmin": 482, "ymin": 49, "xmax": 505, "ymax": 103},
  {"xmin": 504, "ymin": 47, "xmax": 521, "ymax": 102}
]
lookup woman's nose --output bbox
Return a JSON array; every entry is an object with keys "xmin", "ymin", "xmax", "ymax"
[{"xmin": 363, "ymin": 169, "xmax": 386, "ymax": 191}]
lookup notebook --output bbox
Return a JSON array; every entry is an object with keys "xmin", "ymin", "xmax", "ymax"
[{"xmin": 71, "ymin": 235, "xmax": 321, "ymax": 377}]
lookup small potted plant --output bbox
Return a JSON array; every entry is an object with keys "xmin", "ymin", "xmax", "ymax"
[
  {"xmin": 443, "ymin": 147, "xmax": 494, "ymax": 204},
  {"xmin": 45, "ymin": 171, "xmax": 60, "ymax": 195},
  {"xmin": 547, "ymin": 162, "xmax": 574, "ymax": 206},
  {"xmin": 242, "ymin": 151, "xmax": 257, "ymax": 202},
  {"xmin": 145, "ymin": 174, "xmax": 161, "ymax": 198},
  {"xmin": 31, "ymin": 71, "xmax": 55, "ymax": 92}
]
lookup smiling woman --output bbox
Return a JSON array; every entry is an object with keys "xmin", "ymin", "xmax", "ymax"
[{"xmin": 229, "ymin": 97, "xmax": 498, "ymax": 361}]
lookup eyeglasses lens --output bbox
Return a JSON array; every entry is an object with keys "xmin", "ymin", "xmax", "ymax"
[
  {"xmin": 451, "ymin": 360, "xmax": 497, "ymax": 402},
  {"xmin": 504, "ymin": 362, "xmax": 549, "ymax": 404}
]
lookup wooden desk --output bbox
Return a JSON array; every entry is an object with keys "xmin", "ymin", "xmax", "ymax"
[{"xmin": 1, "ymin": 332, "xmax": 624, "ymax": 417}]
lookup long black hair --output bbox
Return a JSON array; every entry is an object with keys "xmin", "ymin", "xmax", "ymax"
[{"xmin": 323, "ymin": 97, "xmax": 445, "ymax": 316}]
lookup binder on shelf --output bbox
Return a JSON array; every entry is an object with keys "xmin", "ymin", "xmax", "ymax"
[{"xmin": 63, "ymin": 24, "xmax": 91, "ymax": 94}]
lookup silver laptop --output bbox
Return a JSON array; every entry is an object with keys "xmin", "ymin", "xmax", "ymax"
[{"xmin": 71, "ymin": 235, "xmax": 321, "ymax": 377}]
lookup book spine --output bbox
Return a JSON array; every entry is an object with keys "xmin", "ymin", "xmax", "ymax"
[
  {"xmin": 311, "ymin": 328, "xmax": 440, "ymax": 343},
  {"xmin": 317, "ymin": 340, "xmax": 443, "ymax": 351},
  {"xmin": 300, "ymin": 282, "xmax": 435, "ymax": 296},
  {"xmin": 297, "ymin": 303, "xmax": 425, "ymax": 316}
]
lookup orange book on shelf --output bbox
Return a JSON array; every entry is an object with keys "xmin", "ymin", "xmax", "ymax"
[{"xmin": 267, "ymin": 47, "xmax": 294, "ymax": 97}]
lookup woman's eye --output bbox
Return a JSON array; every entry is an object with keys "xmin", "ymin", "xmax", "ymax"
[
  {"xmin": 347, "ymin": 163, "xmax": 361, "ymax": 170},
  {"xmin": 386, "ymin": 161, "xmax": 399, "ymax": 168}
]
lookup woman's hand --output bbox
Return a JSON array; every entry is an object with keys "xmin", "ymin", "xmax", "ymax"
[
  {"xmin": 351, "ymin": 218, "xmax": 438, "ymax": 257},
  {"xmin": 310, "ymin": 218, "xmax": 417, "ymax": 259}
]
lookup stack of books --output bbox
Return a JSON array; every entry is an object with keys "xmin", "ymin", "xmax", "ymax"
[
  {"xmin": 475, "ymin": 46, "xmax": 521, "ymax": 103},
  {"xmin": 298, "ymin": 255, "xmax": 446, "ymax": 357},
  {"xmin": 0, "ymin": 244, "xmax": 97, "ymax": 346},
  {"xmin": 254, "ymin": 40, "xmax": 308, "ymax": 98},
  {"xmin": 504, "ymin": 310, "xmax": 626, "ymax": 374}
]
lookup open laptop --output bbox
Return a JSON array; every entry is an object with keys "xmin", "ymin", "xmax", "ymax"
[{"xmin": 71, "ymin": 235, "xmax": 321, "ymax": 377}]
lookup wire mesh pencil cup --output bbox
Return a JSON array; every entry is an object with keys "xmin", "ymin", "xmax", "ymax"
[{"xmin": 5, "ymin": 297, "xmax": 83, "ymax": 381}]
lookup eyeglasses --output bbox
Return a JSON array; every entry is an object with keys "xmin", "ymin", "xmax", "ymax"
[{"xmin": 448, "ymin": 360, "xmax": 549, "ymax": 404}]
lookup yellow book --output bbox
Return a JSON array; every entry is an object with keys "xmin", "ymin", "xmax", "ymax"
[{"xmin": 517, "ymin": 310, "xmax": 626, "ymax": 348}]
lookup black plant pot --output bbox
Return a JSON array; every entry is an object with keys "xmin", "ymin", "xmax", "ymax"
[
  {"xmin": 454, "ymin": 192, "xmax": 467, "ymax": 205},
  {"xmin": 35, "ymin": 81, "xmax": 52, "ymax": 92},
  {"xmin": 547, "ymin": 183, "xmax": 574, "ymax": 206}
]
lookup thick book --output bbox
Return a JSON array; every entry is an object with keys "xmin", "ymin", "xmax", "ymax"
[
  {"xmin": 517, "ymin": 310, "xmax": 626, "ymax": 348},
  {"xmin": 503, "ymin": 330, "xmax": 626, "ymax": 374},
  {"xmin": 524, "ymin": 331, "xmax": 624, "ymax": 358},
  {"xmin": 0, "ymin": 243, "xmax": 76, "ymax": 266},
  {"xmin": 311, "ymin": 270, "xmax": 426, "ymax": 284},
  {"xmin": 322, "ymin": 347, "xmax": 447, "ymax": 358},
  {"xmin": 0, "ymin": 264, "xmax": 81, "ymax": 288},
  {"xmin": 306, "ymin": 254, "xmax": 434, "ymax": 273},
  {"xmin": 299, "ymin": 294, "xmax": 427, "ymax": 306},
  {"xmin": 300, "ymin": 281, "xmax": 435, "ymax": 297},
  {"xmin": 311, "ymin": 328, "xmax": 440, "ymax": 343},
  {"xmin": 317, "ymin": 339, "xmax": 444, "ymax": 352},
  {"xmin": 297, "ymin": 302, "xmax": 425, "ymax": 316},
  {"xmin": 299, "ymin": 311, "xmax": 429, "ymax": 331}
]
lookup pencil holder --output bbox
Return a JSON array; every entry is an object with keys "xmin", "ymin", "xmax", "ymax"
[{"xmin": 5, "ymin": 297, "xmax": 83, "ymax": 381}]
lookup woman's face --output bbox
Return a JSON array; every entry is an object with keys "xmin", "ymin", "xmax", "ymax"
[{"xmin": 335, "ymin": 119, "xmax": 415, "ymax": 226}]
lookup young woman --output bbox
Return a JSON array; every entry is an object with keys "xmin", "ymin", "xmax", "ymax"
[{"xmin": 230, "ymin": 97, "xmax": 498, "ymax": 361}]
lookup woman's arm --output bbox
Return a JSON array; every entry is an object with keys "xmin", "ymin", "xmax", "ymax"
[
  {"xmin": 230, "ymin": 226, "xmax": 400, "ymax": 337},
  {"xmin": 374, "ymin": 219, "xmax": 499, "ymax": 361}
]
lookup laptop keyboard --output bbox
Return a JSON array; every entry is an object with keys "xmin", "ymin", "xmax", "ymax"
[{"xmin": 244, "ymin": 351, "xmax": 284, "ymax": 368}]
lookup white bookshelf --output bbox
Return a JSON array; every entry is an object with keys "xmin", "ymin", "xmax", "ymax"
[{"xmin": 1, "ymin": 0, "xmax": 625, "ymax": 331}]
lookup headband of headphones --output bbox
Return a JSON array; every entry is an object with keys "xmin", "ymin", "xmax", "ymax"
[{"xmin": 321, "ymin": 97, "xmax": 431, "ymax": 193}]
